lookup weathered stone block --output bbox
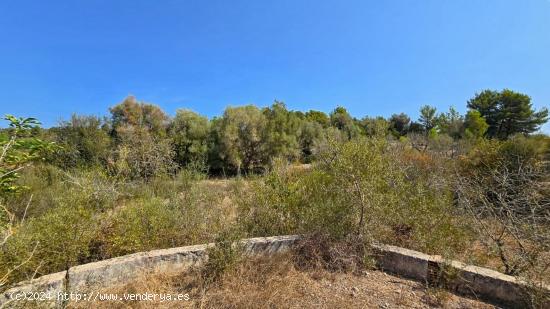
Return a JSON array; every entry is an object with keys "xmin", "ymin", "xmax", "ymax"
[
  {"xmin": 445, "ymin": 260, "xmax": 547, "ymax": 308},
  {"xmin": 372, "ymin": 244, "xmax": 433, "ymax": 282},
  {"xmin": 0, "ymin": 271, "xmax": 66, "ymax": 308},
  {"xmin": 241, "ymin": 235, "xmax": 301, "ymax": 256},
  {"xmin": 68, "ymin": 244, "xmax": 209, "ymax": 292}
]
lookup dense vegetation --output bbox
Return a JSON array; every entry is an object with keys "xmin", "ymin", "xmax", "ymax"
[
  {"xmin": 32, "ymin": 89, "xmax": 548, "ymax": 175},
  {"xmin": 0, "ymin": 89, "xmax": 548, "ymax": 306}
]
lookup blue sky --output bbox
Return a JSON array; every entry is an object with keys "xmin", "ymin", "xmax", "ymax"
[{"xmin": 0, "ymin": 0, "xmax": 549, "ymax": 132}]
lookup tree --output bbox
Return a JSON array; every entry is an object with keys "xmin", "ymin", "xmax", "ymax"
[
  {"xmin": 169, "ymin": 109, "xmax": 210, "ymax": 167},
  {"xmin": 407, "ymin": 121, "xmax": 424, "ymax": 133},
  {"xmin": 262, "ymin": 101, "xmax": 302, "ymax": 162},
  {"xmin": 108, "ymin": 97, "xmax": 174, "ymax": 179},
  {"xmin": 0, "ymin": 116, "xmax": 55, "ymax": 194},
  {"xmin": 298, "ymin": 120, "xmax": 324, "ymax": 162},
  {"xmin": 360, "ymin": 117, "xmax": 389, "ymax": 137},
  {"xmin": 388, "ymin": 113, "xmax": 411, "ymax": 137},
  {"xmin": 214, "ymin": 105, "xmax": 267, "ymax": 174},
  {"xmin": 110, "ymin": 96, "xmax": 168, "ymax": 137},
  {"xmin": 418, "ymin": 105, "xmax": 437, "ymax": 132},
  {"xmin": 1, "ymin": 115, "xmax": 54, "ymax": 288},
  {"xmin": 467, "ymin": 89, "xmax": 548, "ymax": 139},
  {"xmin": 436, "ymin": 106, "xmax": 464, "ymax": 139},
  {"xmin": 330, "ymin": 106, "xmax": 360, "ymax": 140},
  {"xmin": 463, "ymin": 110, "xmax": 488, "ymax": 139},
  {"xmin": 51, "ymin": 114, "xmax": 111, "ymax": 168},
  {"xmin": 110, "ymin": 128, "xmax": 176, "ymax": 180},
  {"xmin": 305, "ymin": 110, "xmax": 330, "ymax": 128}
]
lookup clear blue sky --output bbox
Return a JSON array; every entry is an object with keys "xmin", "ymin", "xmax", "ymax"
[{"xmin": 1, "ymin": 0, "xmax": 549, "ymax": 132}]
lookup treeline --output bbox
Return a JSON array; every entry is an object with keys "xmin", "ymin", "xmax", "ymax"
[{"xmin": 40, "ymin": 89, "xmax": 548, "ymax": 176}]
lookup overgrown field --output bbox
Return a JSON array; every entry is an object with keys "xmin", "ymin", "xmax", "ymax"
[{"xmin": 1, "ymin": 91, "xmax": 549, "ymax": 307}]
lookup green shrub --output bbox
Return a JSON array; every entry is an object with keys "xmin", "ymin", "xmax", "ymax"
[
  {"xmin": 237, "ymin": 162, "xmax": 349, "ymax": 238},
  {"xmin": 238, "ymin": 136, "xmax": 470, "ymax": 256},
  {"xmin": 6, "ymin": 166, "xmax": 120, "ymax": 219},
  {"xmin": 0, "ymin": 167, "xmax": 121, "ymax": 285},
  {"xmin": 202, "ymin": 230, "xmax": 244, "ymax": 285},
  {"xmin": 48, "ymin": 114, "xmax": 111, "ymax": 169},
  {"xmin": 106, "ymin": 178, "xmax": 227, "ymax": 257},
  {"xmin": 0, "ymin": 202, "xmax": 97, "ymax": 284},
  {"xmin": 106, "ymin": 198, "xmax": 183, "ymax": 256},
  {"xmin": 124, "ymin": 167, "xmax": 207, "ymax": 200},
  {"xmin": 109, "ymin": 129, "xmax": 176, "ymax": 181}
]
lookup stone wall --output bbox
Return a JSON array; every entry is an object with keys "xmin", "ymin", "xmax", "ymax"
[
  {"xmin": 373, "ymin": 244, "xmax": 549, "ymax": 308},
  {"xmin": 1, "ymin": 236, "xmax": 548, "ymax": 308},
  {"xmin": 0, "ymin": 235, "xmax": 298, "ymax": 308}
]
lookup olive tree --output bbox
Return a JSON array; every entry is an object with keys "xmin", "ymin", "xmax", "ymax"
[
  {"xmin": 262, "ymin": 101, "xmax": 302, "ymax": 162},
  {"xmin": 169, "ymin": 109, "xmax": 210, "ymax": 168},
  {"xmin": 110, "ymin": 95, "xmax": 169, "ymax": 137},
  {"xmin": 329, "ymin": 107, "xmax": 361, "ymax": 140},
  {"xmin": 214, "ymin": 105, "xmax": 267, "ymax": 174}
]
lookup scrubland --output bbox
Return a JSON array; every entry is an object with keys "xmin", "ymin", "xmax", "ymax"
[{"xmin": 1, "ymin": 91, "xmax": 549, "ymax": 307}]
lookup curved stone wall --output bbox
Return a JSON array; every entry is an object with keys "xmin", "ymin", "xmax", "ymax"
[{"xmin": 1, "ymin": 236, "xmax": 548, "ymax": 308}]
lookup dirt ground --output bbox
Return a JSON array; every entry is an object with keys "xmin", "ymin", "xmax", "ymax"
[{"xmin": 69, "ymin": 256, "xmax": 495, "ymax": 309}]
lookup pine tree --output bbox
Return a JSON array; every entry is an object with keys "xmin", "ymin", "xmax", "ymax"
[{"xmin": 467, "ymin": 89, "xmax": 548, "ymax": 139}]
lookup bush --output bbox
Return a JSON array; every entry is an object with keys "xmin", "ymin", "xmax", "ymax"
[
  {"xmin": 48, "ymin": 115, "xmax": 111, "ymax": 169},
  {"xmin": 105, "ymin": 198, "xmax": 184, "ymax": 256},
  {"xmin": 238, "ymin": 137, "xmax": 470, "ymax": 256},
  {"xmin": 105, "ymin": 176, "xmax": 227, "ymax": 257},
  {"xmin": 202, "ymin": 230, "xmax": 244, "ymax": 285},
  {"xmin": 0, "ymin": 202, "xmax": 97, "ymax": 284},
  {"xmin": 237, "ymin": 161, "xmax": 351, "ymax": 238},
  {"xmin": 456, "ymin": 136, "xmax": 550, "ymax": 278},
  {"xmin": 293, "ymin": 233, "xmax": 371, "ymax": 274},
  {"xmin": 1, "ymin": 167, "xmax": 119, "ymax": 285},
  {"xmin": 6, "ymin": 166, "xmax": 120, "ymax": 219},
  {"xmin": 109, "ymin": 128, "xmax": 176, "ymax": 181}
]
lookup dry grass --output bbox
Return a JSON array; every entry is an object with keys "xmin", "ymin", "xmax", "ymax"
[{"xmin": 69, "ymin": 255, "xmax": 494, "ymax": 309}]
